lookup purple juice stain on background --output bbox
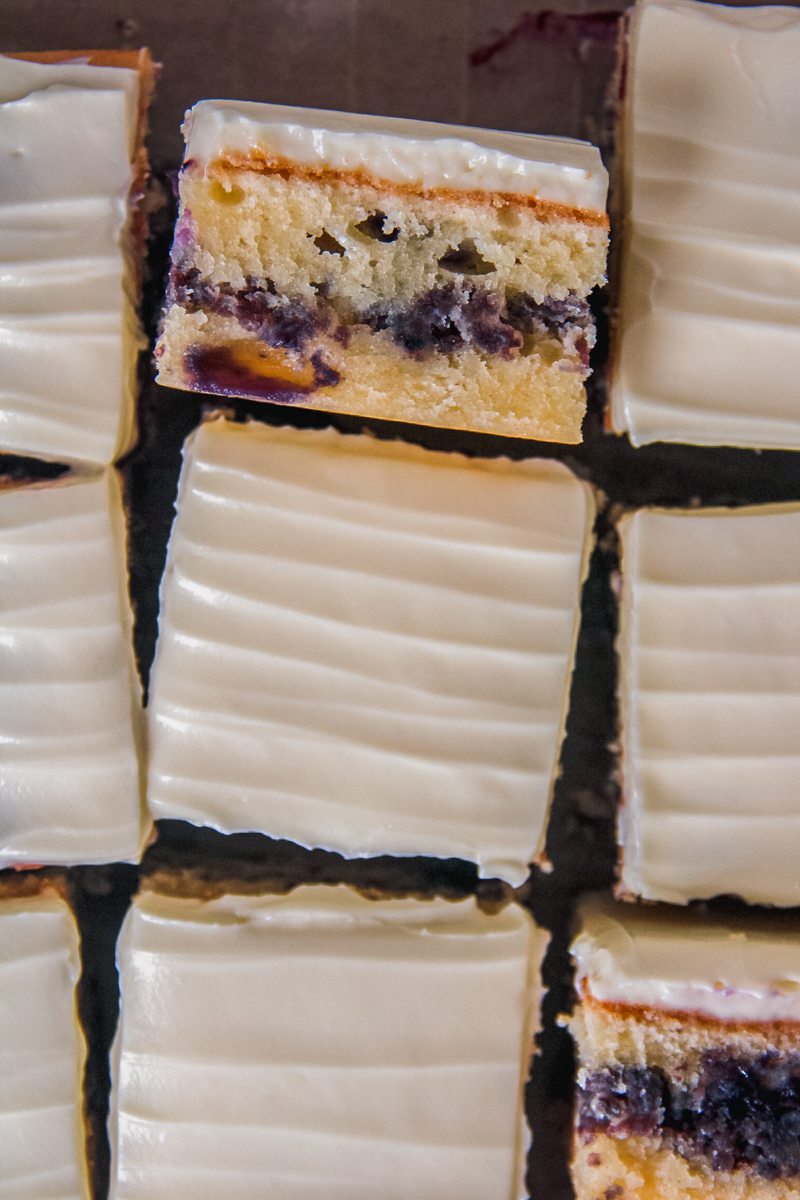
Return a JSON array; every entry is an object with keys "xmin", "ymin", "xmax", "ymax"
[{"xmin": 470, "ymin": 10, "xmax": 620, "ymax": 68}]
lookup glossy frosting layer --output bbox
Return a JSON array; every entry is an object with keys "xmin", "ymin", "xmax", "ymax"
[
  {"xmin": 110, "ymin": 887, "xmax": 540, "ymax": 1200},
  {"xmin": 147, "ymin": 419, "xmax": 592, "ymax": 884},
  {"xmin": 0, "ymin": 895, "xmax": 88, "ymax": 1200},
  {"xmin": 572, "ymin": 896, "xmax": 800, "ymax": 1025},
  {"xmin": 618, "ymin": 504, "xmax": 800, "ymax": 905},
  {"xmin": 0, "ymin": 54, "xmax": 140, "ymax": 465},
  {"xmin": 184, "ymin": 100, "xmax": 609, "ymax": 211},
  {"xmin": 611, "ymin": 0, "xmax": 800, "ymax": 448},
  {"xmin": 0, "ymin": 472, "xmax": 144, "ymax": 866}
]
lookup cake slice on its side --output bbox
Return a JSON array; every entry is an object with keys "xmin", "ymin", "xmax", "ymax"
[
  {"xmin": 609, "ymin": 0, "xmax": 800, "ymax": 449},
  {"xmin": 570, "ymin": 897, "xmax": 800, "ymax": 1200},
  {"xmin": 0, "ymin": 883, "xmax": 90, "ymax": 1200},
  {"xmin": 110, "ymin": 883, "xmax": 542, "ymax": 1200},
  {"xmin": 147, "ymin": 416, "xmax": 593, "ymax": 885},
  {"xmin": 156, "ymin": 101, "xmax": 608, "ymax": 441},
  {"xmin": 0, "ymin": 471, "xmax": 145, "ymax": 867},
  {"xmin": 0, "ymin": 50, "xmax": 154, "ymax": 466},
  {"xmin": 616, "ymin": 503, "xmax": 800, "ymax": 906}
]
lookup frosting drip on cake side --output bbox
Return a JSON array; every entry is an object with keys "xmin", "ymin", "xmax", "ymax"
[
  {"xmin": 611, "ymin": 0, "xmax": 800, "ymax": 449},
  {"xmin": 0, "ymin": 472, "xmax": 144, "ymax": 867},
  {"xmin": 572, "ymin": 899, "xmax": 800, "ymax": 1025},
  {"xmin": 0, "ymin": 54, "xmax": 141, "ymax": 465},
  {"xmin": 147, "ymin": 419, "xmax": 593, "ymax": 884},
  {"xmin": 110, "ymin": 887, "xmax": 541, "ymax": 1200},
  {"xmin": 184, "ymin": 100, "xmax": 609, "ymax": 212},
  {"xmin": 617, "ymin": 504, "xmax": 800, "ymax": 907},
  {"xmin": 0, "ymin": 896, "xmax": 89, "ymax": 1200}
]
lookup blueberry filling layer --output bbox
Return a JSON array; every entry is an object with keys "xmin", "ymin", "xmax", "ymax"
[
  {"xmin": 578, "ymin": 1053, "xmax": 800, "ymax": 1180},
  {"xmin": 169, "ymin": 266, "xmax": 590, "ymax": 361}
]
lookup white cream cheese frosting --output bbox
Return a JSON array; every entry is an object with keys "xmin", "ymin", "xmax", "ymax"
[
  {"xmin": 617, "ymin": 504, "xmax": 800, "ymax": 906},
  {"xmin": 184, "ymin": 99, "xmax": 609, "ymax": 212},
  {"xmin": 0, "ymin": 471, "xmax": 144, "ymax": 867},
  {"xmin": 0, "ymin": 894, "xmax": 89, "ymax": 1200},
  {"xmin": 110, "ymin": 886, "xmax": 541, "ymax": 1200},
  {"xmin": 610, "ymin": 0, "xmax": 800, "ymax": 449},
  {"xmin": 0, "ymin": 54, "xmax": 141, "ymax": 465},
  {"xmin": 147, "ymin": 418, "xmax": 593, "ymax": 885},
  {"xmin": 572, "ymin": 896, "xmax": 800, "ymax": 1026}
]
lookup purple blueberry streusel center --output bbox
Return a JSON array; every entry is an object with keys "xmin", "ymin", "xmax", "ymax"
[
  {"xmin": 578, "ymin": 1053, "xmax": 800, "ymax": 1180},
  {"xmin": 169, "ymin": 263, "xmax": 590, "ymax": 361}
]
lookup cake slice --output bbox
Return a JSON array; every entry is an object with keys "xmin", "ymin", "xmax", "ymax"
[
  {"xmin": 0, "ymin": 470, "xmax": 145, "ymax": 866},
  {"xmin": 609, "ymin": 0, "xmax": 800, "ymax": 449},
  {"xmin": 570, "ymin": 896, "xmax": 800, "ymax": 1200},
  {"xmin": 616, "ymin": 503, "xmax": 800, "ymax": 906},
  {"xmin": 0, "ymin": 884, "xmax": 90, "ymax": 1200},
  {"xmin": 156, "ymin": 101, "xmax": 608, "ymax": 441},
  {"xmin": 0, "ymin": 50, "xmax": 154, "ymax": 465},
  {"xmin": 110, "ymin": 883, "xmax": 541, "ymax": 1200},
  {"xmin": 147, "ymin": 416, "xmax": 593, "ymax": 885}
]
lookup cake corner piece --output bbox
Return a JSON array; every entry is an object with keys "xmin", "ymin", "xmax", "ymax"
[{"xmin": 155, "ymin": 101, "xmax": 608, "ymax": 441}]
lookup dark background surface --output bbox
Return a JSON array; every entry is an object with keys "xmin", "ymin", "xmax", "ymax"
[{"xmin": 3, "ymin": 2, "xmax": 800, "ymax": 1197}]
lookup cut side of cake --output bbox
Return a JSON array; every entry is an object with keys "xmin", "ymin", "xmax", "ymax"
[
  {"xmin": 0, "ymin": 885, "xmax": 90, "ymax": 1200},
  {"xmin": 110, "ymin": 884, "xmax": 542, "ymax": 1200},
  {"xmin": 616, "ymin": 503, "xmax": 800, "ymax": 906},
  {"xmin": 570, "ymin": 897, "xmax": 800, "ymax": 1200},
  {"xmin": 146, "ymin": 416, "xmax": 593, "ymax": 885},
  {"xmin": 0, "ymin": 50, "xmax": 154, "ymax": 465},
  {"xmin": 0, "ymin": 470, "xmax": 145, "ymax": 866},
  {"xmin": 609, "ymin": 0, "xmax": 800, "ymax": 449},
  {"xmin": 156, "ymin": 101, "xmax": 608, "ymax": 441}
]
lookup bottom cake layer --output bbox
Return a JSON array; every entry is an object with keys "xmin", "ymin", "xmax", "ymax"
[
  {"xmin": 158, "ymin": 304, "xmax": 589, "ymax": 441},
  {"xmin": 572, "ymin": 1133, "xmax": 800, "ymax": 1200}
]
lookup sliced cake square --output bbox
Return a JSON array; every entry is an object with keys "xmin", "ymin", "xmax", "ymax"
[
  {"xmin": 110, "ymin": 884, "xmax": 541, "ymax": 1200},
  {"xmin": 156, "ymin": 101, "xmax": 608, "ymax": 441},
  {"xmin": 147, "ymin": 417, "xmax": 593, "ymax": 884},
  {"xmin": 570, "ymin": 897, "xmax": 800, "ymax": 1200},
  {"xmin": 0, "ymin": 50, "xmax": 153, "ymax": 465},
  {"xmin": 0, "ymin": 471, "xmax": 144, "ymax": 866},
  {"xmin": 609, "ymin": 0, "xmax": 800, "ymax": 449},
  {"xmin": 0, "ymin": 886, "xmax": 89, "ymax": 1200},
  {"xmin": 617, "ymin": 504, "xmax": 800, "ymax": 905}
]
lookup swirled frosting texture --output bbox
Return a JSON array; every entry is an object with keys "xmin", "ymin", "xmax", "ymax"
[
  {"xmin": 610, "ymin": 0, "xmax": 800, "ymax": 448},
  {"xmin": 0, "ymin": 472, "xmax": 144, "ymax": 866},
  {"xmin": 572, "ymin": 896, "xmax": 800, "ymax": 1025},
  {"xmin": 0, "ymin": 895, "xmax": 88, "ymax": 1200},
  {"xmin": 0, "ymin": 54, "xmax": 140, "ymax": 464},
  {"xmin": 147, "ymin": 419, "xmax": 592, "ymax": 884},
  {"xmin": 110, "ymin": 887, "xmax": 540, "ymax": 1200},
  {"xmin": 185, "ymin": 100, "xmax": 608, "ymax": 212},
  {"xmin": 618, "ymin": 504, "xmax": 800, "ymax": 905}
]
